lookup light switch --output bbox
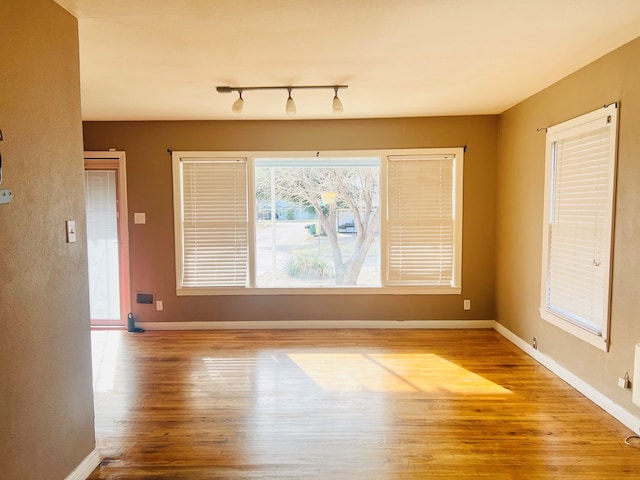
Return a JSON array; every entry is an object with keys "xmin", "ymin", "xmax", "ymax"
[
  {"xmin": 66, "ymin": 220, "xmax": 77, "ymax": 243},
  {"xmin": 134, "ymin": 212, "xmax": 146, "ymax": 224}
]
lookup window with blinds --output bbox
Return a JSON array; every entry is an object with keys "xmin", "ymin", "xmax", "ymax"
[
  {"xmin": 172, "ymin": 148, "xmax": 464, "ymax": 294},
  {"xmin": 540, "ymin": 104, "xmax": 618, "ymax": 351},
  {"xmin": 387, "ymin": 154, "xmax": 462, "ymax": 287},
  {"xmin": 178, "ymin": 158, "xmax": 248, "ymax": 287}
]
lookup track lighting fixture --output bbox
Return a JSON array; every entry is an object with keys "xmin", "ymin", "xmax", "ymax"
[
  {"xmin": 231, "ymin": 90, "xmax": 243, "ymax": 113},
  {"xmin": 332, "ymin": 87, "xmax": 343, "ymax": 114},
  {"xmin": 216, "ymin": 84, "xmax": 348, "ymax": 115},
  {"xmin": 286, "ymin": 88, "xmax": 296, "ymax": 115}
]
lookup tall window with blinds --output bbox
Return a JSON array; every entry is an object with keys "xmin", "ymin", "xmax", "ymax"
[
  {"xmin": 540, "ymin": 104, "xmax": 618, "ymax": 351},
  {"xmin": 387, "ymin": 153, "xmax": 463, "ymax": 287},
  {"xmin": 176, "ymin": 157, "xmax": 248, "ymax": 288}
]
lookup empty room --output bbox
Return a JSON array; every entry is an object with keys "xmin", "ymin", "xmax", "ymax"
[{"xmin": 2, "ymin": 1, "xmax": 640, "ymax": 479}]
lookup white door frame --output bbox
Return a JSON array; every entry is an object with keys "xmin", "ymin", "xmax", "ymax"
[{"xmin": 84, "ymin": 151, "xmax": 131, "ymax": 326}]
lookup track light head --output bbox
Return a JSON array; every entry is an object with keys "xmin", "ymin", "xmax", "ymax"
[
  {"xmin": 231, "ymin": 90, "xmax": 243, "ymax": 113},
  {"xmin": 332, "ymin": 87, "xmax": 343, "ymax": 114},
  {"xmin": 286, "ymin": 88, "xmax": 296, "ymax": 115}
]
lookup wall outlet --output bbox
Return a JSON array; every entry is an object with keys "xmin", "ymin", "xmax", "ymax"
[
  {"xmin": 156, "ymin": 300, "xmax": 163, "ymax": 311},
  {"xmin": 532, "ymin": 337, "xmax": 538, "ymax": 350},
  {"xmin": 618, "ymin": 372, "xmax": 631, "ymax": 389},
  {"xmin": 463, "ymin": 299, "xmax": 471, "ymax": 310}
]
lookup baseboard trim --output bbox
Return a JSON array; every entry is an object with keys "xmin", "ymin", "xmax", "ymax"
[
  {"xmin": 65, "ymin": 448, "xmax": 100, "ymax": 480},
  {"xmin": 494, "ymin": 322, "xmax": 640, "ymax": 434},
  {"xmin": 136, "ymin": 319, "xmax": 497, "ymax": 330}
]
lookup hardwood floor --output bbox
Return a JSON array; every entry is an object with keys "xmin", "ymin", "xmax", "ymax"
[{"xmin": 88, "ymin": 329, "xmax": 640, "ymax": 479}]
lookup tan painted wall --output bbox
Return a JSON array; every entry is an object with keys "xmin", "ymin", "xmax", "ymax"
[
  {"xmin": 497, "ymin": 36, "xmax": 640, "ymax": 416},
  {"xmin": 0, "ymin": 1, "xmax": 96, "ymax": 479},
  {"xmin": 83, "ymin": 116, "xmax": 497, "ymax": 323}
]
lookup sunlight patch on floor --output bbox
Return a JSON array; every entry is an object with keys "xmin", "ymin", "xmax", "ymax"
[
  {"xmin": 288, "ymin": 353, "xmax": 512, "ymax": 395},
  {"xmin": 91, "ymin": 331, "xmax": 121, "ymax": 392}
]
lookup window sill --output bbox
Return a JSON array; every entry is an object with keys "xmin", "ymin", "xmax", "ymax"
[
  {"xmin": 176, "ymin": 286, "xmax": 462, "ymax": 296},
  {"xmin": 540, "ymin": 309, "xmax": 609, "ymax": 352}
]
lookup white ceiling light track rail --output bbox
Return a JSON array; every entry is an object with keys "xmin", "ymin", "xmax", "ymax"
[{"xmin": 216, "ymin": 85, "xmax": 348, "ymax": 115}]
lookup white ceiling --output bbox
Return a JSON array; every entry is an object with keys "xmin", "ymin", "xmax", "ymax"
[{"xmin": 53, "ymin": 0, "xmax": 640, "ymax": 121}]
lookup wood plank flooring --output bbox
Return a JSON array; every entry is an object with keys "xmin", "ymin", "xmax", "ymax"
[{"xmin": 88, "ymin": 329, "xmax": 640, "ymax": 479}]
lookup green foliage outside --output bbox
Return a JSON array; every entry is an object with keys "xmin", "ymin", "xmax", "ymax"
[{"xmin": 286, "ymin": 250, "xmax": 334, "ymax": 279}]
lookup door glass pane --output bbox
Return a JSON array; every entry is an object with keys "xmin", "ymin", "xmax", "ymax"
[{"xmin": 85, "ymin": 170, "xmax": 120, "ymax": 320}]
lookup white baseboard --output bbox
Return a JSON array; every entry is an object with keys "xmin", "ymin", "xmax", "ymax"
[
  {"xmin": 494, "ymin": 322, "xmax": 640, "ymax": 434},
  {"xmin": 136, "ymin": 319, "xmax": 497, "ymax": 330},
  {"xmin": 65, "ymin": 448, "xmax": 100, "ymax": 480}
]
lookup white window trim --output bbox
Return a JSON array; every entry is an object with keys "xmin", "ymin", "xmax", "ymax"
[
  {"xmin": 172, "ymin": 148, "xmax": 464, "ymax": 296},
  {"xmin": 539, "ymin": 104, "xmax": 618, "ymax": 351}
]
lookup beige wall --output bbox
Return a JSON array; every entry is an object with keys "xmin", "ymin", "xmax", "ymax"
[
  {"xmin": 83, "ymin": 116, "xmax": 498, "ymax": 323},
  {"xmin": 496, "ymin": 36, "xmax": 640, "ymax": 416},
  {"xmin": 0, "ymin": 1, "xmax": 96, "ymax": 479}
]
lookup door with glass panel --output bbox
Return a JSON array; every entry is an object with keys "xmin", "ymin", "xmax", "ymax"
[{"xmin": 84, "ymin": 152, "xmax": 130, "ymax": 326}]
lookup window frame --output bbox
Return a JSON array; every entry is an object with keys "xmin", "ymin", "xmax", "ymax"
[
  {"xmin": 172, "ymin": 148, "xmax": 464, "ymax": 296},
  {"xmin": 539, "ymin": 104, "xmax": 618, "ymax": 351}
]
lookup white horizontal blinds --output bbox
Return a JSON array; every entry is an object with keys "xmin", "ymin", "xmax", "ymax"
[
  {"xmin": 181, "ymin": 158, "xmax": 248, "ymax": 287},
  {"xmin": 85, "ymin": 170, "xmax": 120, "ymax": 319},
  {"xmin": 546, "ymin": 116, "xmax": 614, "ymax": 333},
  {"xmin": 387, "ymin": 155, "xmax": 454, "ymax": 285}
]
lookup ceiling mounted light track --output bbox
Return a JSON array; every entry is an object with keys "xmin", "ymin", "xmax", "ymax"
[{"xmin": 216, "ymin": 84, "xmax": 348, "ymax": 115}]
